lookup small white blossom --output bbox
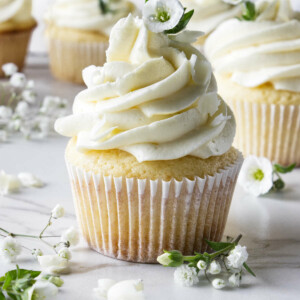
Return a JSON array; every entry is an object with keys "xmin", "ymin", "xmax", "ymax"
[
  {"xmin": 222, "ymin": 0, "xmax": 242, "ymax": 5},
  {"xmin": 0, "ymin": 236, "xmax": 22, "ymax": 263},
  {"xmin": 208, "ymin": 260, "xmax": 221, "ymax": 275},
  {"xmin": 18, "ymin": 172, "xmax": 44, "ymax": 188},
  {"xmin": 61, "ymin": 226, "xmax": 79, "ymax": 246},
  {"xmin": 212, "ymin": 278, "xmax": 226, "ymax": 290},
  {"xmin": 40, "ymin": 96, "xmax": 67, "ymax": 115},
  {"xmin": 10, "ymin": 72, "xmax": 26, "ymax": 88},
  {"xmin": 26, "ymin": 80, "xmax": 35, "ymax": 89},
  {"xmin": 26, "ymin": 280, "xmax": 58, "ymax": 300},
  {"xmin": 15, "ymin": 101, "xmax": 30, "ymax": 118},
  {"xmin": 226, "ymin": 245, "xmax": 248, "ymax": 269},
  {"xmin": 174, "ymin": 265, "xmax": 199, "ymax": 287},
  {"xmin": 0, "ymin": 106, "xmax": 13, "ymax": 121},
  {"xmin": 2, "ymin": 63, "xmax": 18, "ymax": 76},
  {"xmin": 46, "ymin": 276, "xmax": 64, "ymax": 287},
  {"xmin": 107, "ymin": 280, "xmax": 145, "ymax": 300},
  {"xmin": 196, "ymin": 260, "xmax": 207, "ymax": 270},
  {"xmin": 228, "ymin": 273, "xmax": 241, "ymax": 287},
  {"xmin": 0, "ymin": 130, "xmax": 7, "ymax": 142},
  {"xmin": 0, "ymin": 170, "xmax": 21, "ymax": 196},
  {"xmin": 94, "ymin": 279, "xmax": 117, "ymax": 298},
  {"xmin": 22, "ymin": 90, "xmax": 37, "ymax": 104},
  {"xmin": 51, "ymin": 204, "xmax": 65, "ymax": 219},
  {"xmin": 143, "ymin": 0, "xmax": 184, "ymax": 33},
  {"xmin": 58, "ymin": 247, "xmax": 72, "ymax": 261},
  {"xmin": 157, "ymin": 253, "xmax": 172, "ymax": 266},
  {"xmin": 38, "ymin": 255, "xmax": 70, "ymax": 274},
  {"xmin": 238, "ymin": 156, "xmax": 273, "ymax": 196},
  {"xmin": 7, "ymin": 118, "xmax": 21, "ymax": 131},
  {"xmin": 32, "ymin": 248, "xmax": 43, "ymax": 258}
]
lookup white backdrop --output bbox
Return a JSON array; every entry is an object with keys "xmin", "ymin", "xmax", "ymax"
[{"xmin": 29, "ymin": 0, "xmax": 300, "ymax": 54}]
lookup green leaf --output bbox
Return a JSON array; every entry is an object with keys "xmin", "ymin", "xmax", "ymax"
[
  {"xmin": 243, "ymin": 262, "xmax": 256, "ymax": 277},
  {"xmin": 274, "ymin": 163, "xmax": 296, "ymax": 174},
  {"xmin": 242, "ymin": 1, "xmax": 257, "ymax": 21},
  {"xmin": 0, "ymin": 291, "xmax": 5, "ymax": 300},
  {"xmin": 205, "ymin": 240, "xmax": 234, "ymax": 251},
  {"xmin": 98, "ymin": 0, "xmax": 109, "ymax": 14},
  {"xmin": 2, "ymin": 271, "xmax": 14, "ymax": 291},
  {"xmin": 164, "ymin": 9, "xmax": 194, "ymax": 34}
]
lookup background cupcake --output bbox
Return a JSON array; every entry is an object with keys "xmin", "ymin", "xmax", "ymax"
[
  {"xmin": 55, "ymin": 6, "xmax": 243, "ymax": 263},
  {"xmin": 181, "ymin": 0, "xmax": 241, "ymax": 48},
  {"xmin": 45, "ymin": 0, "xmax": 137, "ymax": 84},
  {"xmin": 205, "ymin": 0, "xmax": 300, "ymax": 166},
  {"xmin": 0, "ymin": 0, "xmax": 37, "ymax": 77}
]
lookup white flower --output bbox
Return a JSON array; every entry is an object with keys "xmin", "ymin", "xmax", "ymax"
[
  {"xmin": 222, "ymin": 0, "xmax": 242, "ymax": 5},
  {"xmin": 174, "ymin": 265, "xmax": 199, "ymax": 287},
  {"xmin": 58, "ymin": 247, "xmax": 72, "ymax": 261},
  {"xmin": 2, "ymin": 63, "xmax": 18, "ymax": 76},
  {"xmin": 0, "ymin": 236, "xmax": 22, "ymax": 263},
  {"xmin": 26, "ymin": 280, "xmax": 58, "ymax": 300},
  {"xmin": 51, "ymin": 204, "xmax": 65, "ymax": 219},
  {"xmin": 212, "ymin": 278, "xmax": 226, "ymax": 290},
  {"xmin": 228, "ymin": 273, "xmax": 241, "ymax": 287},
  {"xmin": 9, "ymin": 72, "xmax": 26, "ymax": 88},
  {"xmin": 0, "ymin": 106, "xmax": 13, "ymax": 121},
  {"xmin": 18, "ymin": 172, "xmax": 44, "ymax": 188},
  {"xmin": 0, "ymin": 170, "xmax": 21, "ymax": 196},
  {"xmin": 107, "ymin": 280, "xmax": 145, "ymax": 300},
  {"xmin": 38, "ymin": 255, "xmax": 70, "ymax": 274},
  {"xmin": 26, "ymin": 80, "xmax": 35, "ymax": 89},
  {"xmin": 0, "ymin": 130, "xmax": 7, "ymax": 142},
  {"xmin": 94, "ymin": 279, "xmax": 117, "ymax": 298},
  {"xmin": 143, "ymin": 0, "xmax": 184, "ymax": 33},
  {"xmin": 46, "ymin": 276, "xmax": 64, "ymax": 287},
  {"xmin": 61, "ymin": 226, "xmax": 79, "ymax": 246},
  {"xmin": 238, "ymin": 156, "xmax": 273, "ymax": 196},
  {"xmin": 32, "ymin": 248, "xmax": 43, "ymax": 258},
  {"xmin": 208, "ymin": 260, "xmax": 221, "ymax": 275},
  {"xmin": 40, "ymin": 96, "xmax": 67, "ymax": 115},
  {"xmin": 157, "ymin": 253, "xmax": 172, "ymax": 266},
  {"xmin": 15, "ymin": 101, "xmax": 30, "ymax": 118},
  {"xmin": 22, "ymin": 90, "xmax": 37, "ymax": 104},
  {"xmin": 226, "ymin": 245, "xmax": 248, "ymax": 269},
  {"xmin": 196, "ymin": 260, "xmax": 207, "ymax": 270},
  {"xmin": 7, "ymin": 118, "xmax": 21, "ymax": 131}
]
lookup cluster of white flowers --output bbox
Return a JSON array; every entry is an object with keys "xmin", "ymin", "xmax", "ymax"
[
  {"xmin": 94, "ymin": 279, "xmax": 145, "ymax": 300},
  {"xmin": 0, "ymin": 236, "xmax": 22, "ymax": 263},
  {"xmin": 0, "ymin": 63, "xmax": 69, "ymax": 142},
  {"xmin": 174, "ymin": 265, "xmax": 199, "ymax": 287},
  {"xmin": 0, "ymin": 170, "xmax": 44, "ymax": 196}
]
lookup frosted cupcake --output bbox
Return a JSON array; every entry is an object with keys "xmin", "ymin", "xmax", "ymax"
[
  {"xmin": 181, "ymin": 0, "xmax": 241, "ymax": 48},
  {"xmin": 45, "ymin": 0, "xmax": 136, "ymax": 84},
  {"xmin": 205, "ymin": 0, "xmax": 300, "ymax": 166},
  {"xmin": 55, "ymin": 0, "xmax": 243, "ymax": 263},
  {"xmin": 0, "ymin": 0, "xmax": 37, "ymax": 77}
]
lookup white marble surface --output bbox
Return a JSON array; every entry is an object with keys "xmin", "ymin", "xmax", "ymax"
[{"xmin": 1, "ymin": 61, "xmax": 300, "ymax": 300}]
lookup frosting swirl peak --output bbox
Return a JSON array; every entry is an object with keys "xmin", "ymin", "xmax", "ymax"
[{"xmin": 55, "ymin": 15, "xmax": 235, "ymax": 162}]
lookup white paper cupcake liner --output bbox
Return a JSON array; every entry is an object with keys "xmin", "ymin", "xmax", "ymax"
[
  {"xmin": 66, "ymin": 152, "xmax": 243, "ymax": 263},
  {"xmin": 227, "ymin": 100, "xmax": 300, "ymax": 166},
  {"xmin": 48, "ymin": 38, "xmax": 108, "ymax": 84}
]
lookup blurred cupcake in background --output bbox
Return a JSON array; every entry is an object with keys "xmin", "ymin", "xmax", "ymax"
[
  {"xmin": 0, "ymin": 0, "xmax": 37, "ymax": 76},
  {"xmin": 45, "ymin": 0, "xmax": 137, "ymax": 84},
  {"xmin": 181, "ymin": 0, "xmax": 241, "ymax": 49},
  {"xmin": 205, "ymin": 0, "xmax": 300, "ymax": 166}
]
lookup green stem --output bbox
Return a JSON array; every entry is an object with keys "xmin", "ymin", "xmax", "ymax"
[
  {"xmin": 39, "ymin": 216, "xmax": 52, "ymax": 238},
  {"xmin": 233, "ymin": 234, "xmax": 242, "ymax": 245},
  {"xmin": 209, "ymin": 244, "xmax": 235, "ymax": 260},
  {"xmin": 183, "ymin": 256, "xmax": 196, "ymax": 262},
  {"xmin": 204, "ymin": 270, "xmax": 212, "ymax": 283}
]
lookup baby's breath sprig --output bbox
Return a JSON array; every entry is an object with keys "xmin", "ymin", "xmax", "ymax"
[{"xmin": 157, "ymin": 234, "xmax": 255, "ymax": 289}]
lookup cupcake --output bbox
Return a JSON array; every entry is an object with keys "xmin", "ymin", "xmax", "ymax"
[
  {"xmin": 181, "ymin": 0, "xmax": 241, "ymax": 48},
  {"xmin": 45, "ymin": 0, "xmax": 136, "ymax": 84},
  {"xmin": 55, "ymin": 4, "xmax": 243, "ymax": 263},
  {"xmin": 0, "ymin": 0, "xmax": 37, "ymax": 77},
  {"xmin": 205, "ymin": 0, "xmax": 300, "ymax": 166}
]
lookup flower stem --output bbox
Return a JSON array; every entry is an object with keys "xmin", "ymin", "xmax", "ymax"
[
  {"xmin": 233, "ymin": 234, "xmax": 242, "ymax": 245},
  {"xmin": 39, "ymin": 216, "xmax": 52, "ymax": 238},
  {"xmin": 183, "ymin": 256, "xmax": 196, "ymax": 262}
]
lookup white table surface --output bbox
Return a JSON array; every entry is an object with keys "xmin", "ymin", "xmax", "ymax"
[{"xmin": 0, "ymin": 59, "xmax": 300, "ymax": 300}]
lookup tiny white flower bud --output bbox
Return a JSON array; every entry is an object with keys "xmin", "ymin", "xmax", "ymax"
[
  {"xmin": 61, "ymin": 226, "xmax": 79, "ymax": 246},
  {"xmin": 208, "ymin": 260, "xmax": 221, "ymax": 275},
  {"xmin": 0, "ymin": 170, "xmax": 21, "ymax": 196},
  {"xmin": 22, "ymin": 90, "xmax": 37, "ymax": 104},
  {"xmin": 226, "ymin": 245, "xmax": 248, "ymax": 269},
  {"xmin": 58, "ymin": 247, "xmax": 72, "ymax": 261},
  {"xmin": 228, "ymin": 273, "xmax": 241, "ymax": 287},
  {"xmin": 51, "ymin": 204, "xmax": 65, "ymax": 219},
  {"xmin": 2, "ymin": 63, "xmax": 18, "ymax": 76},
  {"xmin": 212, "ymin": 278, "xmax": 226, "ymax": 290},
  {"xmin": 18, "ymin": 172, "xmax": 44, "ymax": 188},
  {"xmin": 32, "ymin": 248, "xmax": 43, "ymax": 258},
  {"xmin": 157, "ymin": 253, "xmax": 172, "ymax": 266},
  {"xmin": 196, "ymin": 260, "xmax": 207, "ymax": 270},
  {"xmin": 10, "ymin": 72, "xmax": 26, "ymax": 88},
  {"xmin": 0, "ymin": 236, "xmax": 22, "ymax": 262}
]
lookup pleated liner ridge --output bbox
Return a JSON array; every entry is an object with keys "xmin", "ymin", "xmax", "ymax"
[
  {"xmin": 66, "ymin": 152, "xmax": 243, "ymax": 263},
  {"xmin": 228, "ymin": 101, "xmax": 300, "ymax": 166}
]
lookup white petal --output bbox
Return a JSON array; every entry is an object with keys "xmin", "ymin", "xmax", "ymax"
[
  {"xmin": 107, "ymin": 280, "xmax": 145, "ymax": 300},
  {"xmin": 94, "ymin": 279, "xmax": 117, "ymax": 298}
]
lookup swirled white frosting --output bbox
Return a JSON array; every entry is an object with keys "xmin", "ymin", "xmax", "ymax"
[
  {"xmin": 45, "ymin": 0, "xmax": 136, "ymax": 36},
  {"xmin": 55, "ymin": 15, "xmax": 235, "ymax": 162},
  {"xmin": 0, "ymin": 0, "xmax": 32, "ymax": 24},
  {"xmin": 181, "ymin": 0, "xmax": 241, "ymax": 35},
  {"xmin": 205, "ymin": 0, "xmax": 300, "ymax": 92}
]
